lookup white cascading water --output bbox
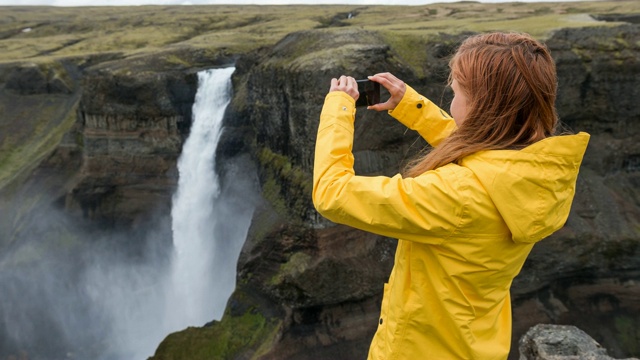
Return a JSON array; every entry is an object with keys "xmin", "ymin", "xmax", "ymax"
[
  {"xmin": 165, "ymin": 67, "xmax": 237, "ymax": 331},
  {"xmin": 88, "ymin": 66, "xmax": 256, "ymax": 359}
]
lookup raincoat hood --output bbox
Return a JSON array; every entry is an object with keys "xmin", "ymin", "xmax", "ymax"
[{"xmin": 460, "ymin": 132, "xmax": 590, "ymax": 243}]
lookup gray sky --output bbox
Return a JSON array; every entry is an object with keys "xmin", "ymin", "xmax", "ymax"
[{"xmin": 0, "ymin": 0, "xmax": 589, "ymax": 6}]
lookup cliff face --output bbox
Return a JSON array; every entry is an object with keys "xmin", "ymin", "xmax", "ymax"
[
  {"xmin": 1, "ymin": 10, "xmax": 639, "ymax": 360},
  {"xmin": 159, "ymin": 24, "xmax": 640, "ymax": 359},
  {"xmin": 69, "ymin": 58, "xmax": 196, "ymax": 227}
]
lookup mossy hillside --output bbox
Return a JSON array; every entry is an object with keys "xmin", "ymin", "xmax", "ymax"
[
  {"xmin": 151, "ymin": 305, "xmax": 280, "ymax": 360},
  {"xmin": 1, "ymin": 1, "xmax": 638, "ymax": 67},
  {"xmin": 0, "ymin": 5, "xmax": 355, "ymax": 63}
]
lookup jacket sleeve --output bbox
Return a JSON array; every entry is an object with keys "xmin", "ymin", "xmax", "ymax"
[
  {"xmin": 312, "ymin": 91, "xmax": 466, "ymax": 245},
  {"xmin": 388, "ymin": 85, "xmax": 457, "ymax": 147}
]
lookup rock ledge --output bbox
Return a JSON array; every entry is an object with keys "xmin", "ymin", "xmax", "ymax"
[{"xmin": 519, "ymin": 324, "xmax": 640, "ymax": 360}]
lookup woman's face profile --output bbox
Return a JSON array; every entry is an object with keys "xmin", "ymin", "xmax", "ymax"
[{"xmin": 450, "ymin": 79, "xmax": 469, "ymax": 126}]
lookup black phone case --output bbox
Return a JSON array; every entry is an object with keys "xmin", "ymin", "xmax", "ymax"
[{"xmin": 356, "ymin": 80, "xmax": 381, "ymax": 107}]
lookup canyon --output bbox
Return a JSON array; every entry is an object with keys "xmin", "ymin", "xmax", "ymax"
[{"xmin": 0, "ymin": 3, "xmax": 639, "ymax": 359}]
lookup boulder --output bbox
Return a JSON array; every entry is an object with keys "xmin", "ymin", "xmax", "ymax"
[{"xmin": 519, "ymin": 324, "xmax": 639, "ymax": 360}]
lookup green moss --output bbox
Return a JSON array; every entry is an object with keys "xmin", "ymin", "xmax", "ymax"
[
  {"xmin": 261, "ymin": 177, "xmax": 288, "ymax": 217},
  {"xmin": 256, "ymin": 147, "xmax": 312, "ymax": 221},
  {"xmin": 163, "ymin": 53, "xmax": 191, "ymax": 67},
  {"xmin": 380, "ymin": 31, "xmax": 430, "ymax": 78},
  {"xmin": 270, "ymin": 252, "xmax": 312, "ymax": 286},
  {"xmin": 153, "ymin": 308, "xmax": 280, "ymax": 360}
]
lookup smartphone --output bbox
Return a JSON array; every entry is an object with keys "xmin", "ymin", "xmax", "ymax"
[{"xmin": 355, "ymin": 79, "xmax": 381, "ymax": 107}]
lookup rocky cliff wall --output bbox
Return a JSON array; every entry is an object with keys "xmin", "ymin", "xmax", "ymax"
[
  {"xmin": 67, "ymin": 50, "xmax": 236, "ymax": 228},
  {"xmin": 69, "ymin": 61, "xmax": 197, "ymax": 227},
  {"xmin": 160, "ymin": 24, "xmax": 640, "ymax": 359}
]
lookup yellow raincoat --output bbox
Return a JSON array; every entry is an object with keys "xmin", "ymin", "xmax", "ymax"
[{"xmin": 312, "ymin": 87, "xmax": 589, "ymax": 360}]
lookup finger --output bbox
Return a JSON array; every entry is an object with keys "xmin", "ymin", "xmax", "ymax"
[
  {"xmin": 329, "ymin": 78, "xmax": 339, "ymax": 92},
  {"xmin": 347, "ymin": 77, "xmax": 359, "ymax": 99},
  {"xmin": 369, "ymin": 72, "xmax": 390, "ymax": 81},
  {"xmin": 369, "ymin": 72, "xmax": 395, "ymax": 86},
  {"xmin": 352, "ymin": 78, "xmax": 361, "ymax": 93},
  {"xmin": 369, "ymin": 73, "xmax": 399, "ymax": 96},
  {"xmin": 367, "ymin": 100, "xmax": 395, "ymax": 112}
]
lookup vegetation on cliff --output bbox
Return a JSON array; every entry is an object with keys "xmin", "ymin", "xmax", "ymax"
[
  {"xmin": 1, "ymin": 1, "xmax": 637, "ymax": 65},
  {"xmin": 152, "ymin": 302, "xmax": 280, "ymax": 360}
]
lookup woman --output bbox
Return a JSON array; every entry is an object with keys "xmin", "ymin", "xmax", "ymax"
[{"xmin": 312, "ymin": 32, "xmax": 590, "ymax": 359}]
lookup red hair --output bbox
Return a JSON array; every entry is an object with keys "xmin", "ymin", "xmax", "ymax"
[{"xmin": 405, "ymin": 32, "xmax": 558, "ymax": 177}]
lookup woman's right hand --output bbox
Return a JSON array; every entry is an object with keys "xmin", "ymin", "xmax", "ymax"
[{"xmin": 367, "ymin": 72, "xmax": 407, "ymax": 112}]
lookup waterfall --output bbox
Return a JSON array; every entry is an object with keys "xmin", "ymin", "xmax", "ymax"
[
  {"xmin": 104, "ymin": 66, "xmax": 257, "ymax": 359},
  {"xmin": 89, "ymin": 66, "xmax": 257, "ymax": 359},
  {"xmin": 165, "ymin": 66, "xmax": 237, "ymax": 330}
]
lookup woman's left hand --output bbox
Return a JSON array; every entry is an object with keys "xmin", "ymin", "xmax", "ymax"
[{"xmin": 330, "ymin": 75, "xmax": 359, "ymax": 102}]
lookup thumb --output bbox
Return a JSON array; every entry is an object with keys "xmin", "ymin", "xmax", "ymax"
[{"xmin": 367, "ymin": 100, "xmax": 395, "ymax": 112}]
